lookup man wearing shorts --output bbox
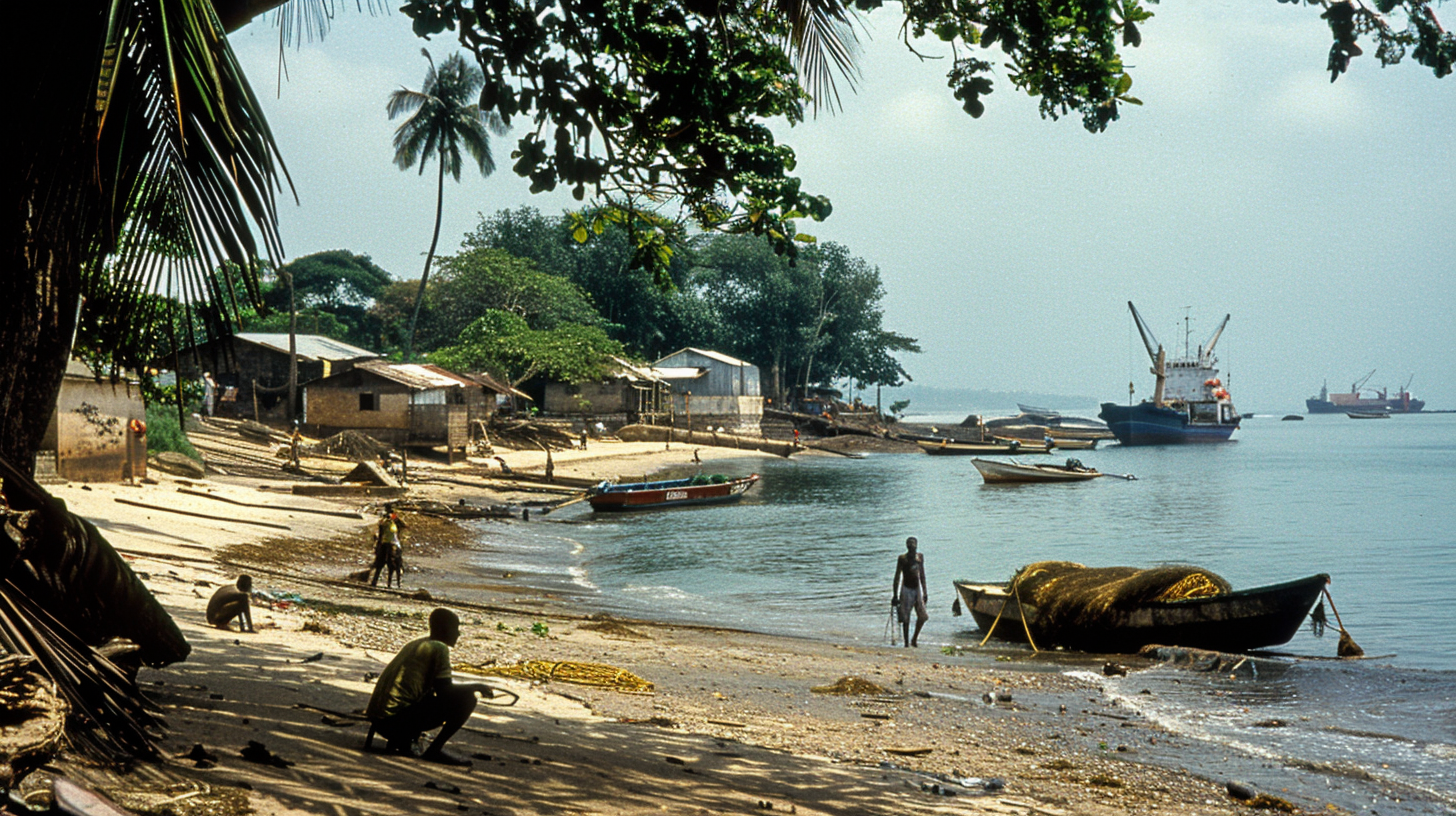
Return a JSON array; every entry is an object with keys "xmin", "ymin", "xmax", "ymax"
[
  {"xmin": 892, "ymin": 536, "xmax": 929, "ymax": 647},
  {"xmin": 366, "ymin": 608, "xmax": 495, "ymax": 765}
]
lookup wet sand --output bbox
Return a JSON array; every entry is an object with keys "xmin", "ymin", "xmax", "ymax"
[{"xmin": 30, "ymin": 421, "xmax": 1277, "ymax": 815}]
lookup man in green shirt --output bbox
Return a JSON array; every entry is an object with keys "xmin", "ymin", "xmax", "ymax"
[{"xmin": 366, "ymin": 608, "xmax": 495, "ymax": 765}]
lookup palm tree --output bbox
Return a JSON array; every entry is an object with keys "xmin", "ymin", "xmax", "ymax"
[
  {"xmin": 8, "ymin": 0, "xmax": 291, "ymax": 765},
  {"xmin": 388, "ymin": 49, "xmax": 507, "ymax": 360}
]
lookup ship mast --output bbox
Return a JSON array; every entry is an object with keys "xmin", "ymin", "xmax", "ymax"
[{"xmin": 1127, "ymin": 302, "xmax": 1167, "ymax": 406}]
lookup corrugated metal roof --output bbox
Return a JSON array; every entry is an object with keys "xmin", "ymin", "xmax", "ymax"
[
  {"xmin": 235, "ymin": 333, "xmax": 378, "ymax": 362},
  {"xmin": 656, "ymin": 347, "xmax": 750, "ymax": 368},
  {"xmin": 460, "ymin": 370, "xmax": 532, "ymax": 399},
  {"xmin": 354, "ymin": 360, "xmax": 473, "ymax": 390},
  {"xmin": 609, "ymin": 356, "xmax": 666, "ymax": 383},
  {"xmin": 652, "ymin": 366, "xmax": 707, "ymax": 380}
]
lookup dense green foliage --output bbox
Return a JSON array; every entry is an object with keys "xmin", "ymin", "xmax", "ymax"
[
  {"xmin": 143, "ymin": 400, "xmax": 200, "ymax": 461},
  {"xmin": 257, "ymin": 251, "xmax": 393, "ymax": 349},
  {"xmin": 429, "ymin": 309, "xmax": 624, "ymax": 386}
]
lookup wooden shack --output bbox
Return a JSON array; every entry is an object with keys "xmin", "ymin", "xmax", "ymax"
[
  {"xmin": 35, "ymin": 360, "xmax": 147, "ymax": 483},
  {"xmin": 540, "ymin": 357, "xmax": 671, "ymax": 425},
  {"xmin": 302, "ymin": 361, "xmax": 495, "ymax": 461},
  {"xmin": 168, "ymin": 333, "xmax": 378, "ymax": 420},
  {"xmin": 651, "ymin": 348, "xmax": 763, "ymax": 434}
]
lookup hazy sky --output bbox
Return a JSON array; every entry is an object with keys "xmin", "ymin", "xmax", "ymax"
[{"xmin": 229, "ymin": 3, "xmax": 1454, "ymax": 413}]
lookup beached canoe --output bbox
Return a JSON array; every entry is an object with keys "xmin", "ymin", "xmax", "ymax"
[
  {"xmin": 587, "ymin": 474, "xmax": 759, "ymax": 511},
  {"xmin": 971, "ymin": 458, "xmax": 1104, "ymax": 483},
  {"xmin": 953, "ymin": 572, "xmax": 1329, "ymax": 654},
  {"xmin": 914, "ymin": 438, "xmax": 1025, "ymax": 456}
]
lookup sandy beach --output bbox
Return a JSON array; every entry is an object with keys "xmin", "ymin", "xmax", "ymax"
[{"xmin": 24, "ymin": 420, "xmax": 1269, "ymax": 816}]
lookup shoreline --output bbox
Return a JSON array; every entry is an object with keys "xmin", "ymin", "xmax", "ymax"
[{"xmin": 31, "ymin": 423, "xmax": 1437, "ymax": 815}]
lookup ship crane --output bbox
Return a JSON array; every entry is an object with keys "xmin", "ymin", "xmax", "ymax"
[
  {"xmin": 1352, "ymin": 369, "xmax": 1376, "ymax": 394},
  {"xmin": 1200, "ymin": 313, "xmax": 1231, "ymax": 366},
  {"xmin": 1127, "ymin": 302, "xmax": 1168, "ymax": 406}
]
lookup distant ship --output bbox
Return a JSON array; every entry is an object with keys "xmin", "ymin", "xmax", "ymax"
[
  {"xmin": 1099, "ymin": 302, "xmax": 1241, "ymax": 445},
  {"xmin": 1306, "ymin": 372, "xmax": 1424, "ymax": 414}
]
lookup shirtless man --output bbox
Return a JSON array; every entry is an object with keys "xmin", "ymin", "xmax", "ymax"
[
  {"xmin": 366, "ymin": 608, "xmax": 495, "ymax": 765},
  {"xmin": 892, "ymin": 537, "xmax": 928, "ymax": 647},
  {"xmin": 206, "ymin": 574, "xmax": 255, "ymax": 633}
]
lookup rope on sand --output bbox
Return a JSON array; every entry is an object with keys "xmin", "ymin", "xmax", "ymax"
[{"xmin": 456, "ymin": 660, "xmax": 654, "ymax": 693}]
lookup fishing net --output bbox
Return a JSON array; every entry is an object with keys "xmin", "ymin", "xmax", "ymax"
[
  {"xmin": 1011, "ymin": 561, "xmax": 1231, "ymax": 637},
  {"xmin": 456, "ymin": 660, "xmax": 654, "ymax": 693}
]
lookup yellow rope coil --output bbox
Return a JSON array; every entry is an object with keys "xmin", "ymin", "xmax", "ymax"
[
  {"xmin": 1153, "ymin": 572, "xmax": 1224, "ymax": 601},
  {"xmin": 455, "ymin": 660, "xmax": 655, "ymax": 693}
]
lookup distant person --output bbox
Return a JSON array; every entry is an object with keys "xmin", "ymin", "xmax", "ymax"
[
  {"xmin": 892, "ymin": 537, "xmax": 929, "ymax": 647},
  {"xmin": 207, "ymin": 575, "xmax": 255, "ymax": 633},
  {"xmin": 366, "ymin": 608, "xmax": 496, "ymax": 765},
  {"xmin": 202, "ymin": 372, "xmax": 217, "ymax": 417},
  {"xmin": 287, "ymin": 424, "xmax": 302, "ymax": 469},
  {"xmin": 372, "ymin": 511, "xmax": 406, "ymax": 587}
]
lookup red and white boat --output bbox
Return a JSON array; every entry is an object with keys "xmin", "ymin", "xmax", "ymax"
[{"xmin": 587, "ymin": 474, "xmax": 760, "ymax": 512}]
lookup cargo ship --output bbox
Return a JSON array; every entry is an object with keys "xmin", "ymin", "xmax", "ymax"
[
  {"xmin": 1099, "ymin": 302, "xmax": 1240, "ymax": 445},
  {"xmin": 1306, "ymin": 373, "xmax": 1424, "ymax": 414}
]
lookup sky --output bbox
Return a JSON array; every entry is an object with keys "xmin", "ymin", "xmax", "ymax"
[{"xmin": 228, "ymin": 2, "xmax": 1455, "ymax": 414}]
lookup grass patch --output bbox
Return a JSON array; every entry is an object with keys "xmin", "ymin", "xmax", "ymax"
[{"xmin": 145, "ymin": 402, "xmax": 200, "ymax": 460}]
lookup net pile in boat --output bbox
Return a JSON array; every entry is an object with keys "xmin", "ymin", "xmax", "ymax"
[
  {"xmin": 456, "ymin": 660, "xmax": 654, "ymax": 693},
  {"xmin": 1012, "ymin": 561, "xmax": 1231, "ymax": 635}
]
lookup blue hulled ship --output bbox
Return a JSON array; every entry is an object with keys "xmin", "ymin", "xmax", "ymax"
[{"xmin": 1099, "ymin": 302, "xmax": 1240, "ymax": 446}]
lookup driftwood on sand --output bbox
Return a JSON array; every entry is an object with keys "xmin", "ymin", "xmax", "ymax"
[{"xmin": 615, "ymin": 424, "xmax": 796, "ymax": 457}]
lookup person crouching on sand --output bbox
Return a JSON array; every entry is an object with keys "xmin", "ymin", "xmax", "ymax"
[
  {"xmin": 365, "ymin": 608, "xmax": 496, "ymax": 765},
  {"xmin": 207, "ymin": 575, "xmax": 255, "ymax": 633},
  {"xmin": 892, "ymin": 537, "xmax": 929, "ymax": 647}
]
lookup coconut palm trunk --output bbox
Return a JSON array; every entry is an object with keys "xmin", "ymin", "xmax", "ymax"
[{"xmin": 404, "ymin": 159, "xmax": 448, "ymax": 361}]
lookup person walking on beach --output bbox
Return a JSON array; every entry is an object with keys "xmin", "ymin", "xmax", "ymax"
[
  {"xmin": 366, "ymin": 608, "xmax": 496, "ymax": 765},
  {"xmin": 371, "ymin": 511, "xmax": 406, "ymax": 587},
  {"xmin": 892, "ymin": 536, "xmax": 929, "ymax": 647}
]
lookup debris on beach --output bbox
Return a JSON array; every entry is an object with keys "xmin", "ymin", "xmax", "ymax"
[
  {"xmin": 810, "ymin": 676, "xmax": 888, "ymax": 696},
  {"xmin": 239, "ymin": 740, "xmax": 294, "ymax": 768}
]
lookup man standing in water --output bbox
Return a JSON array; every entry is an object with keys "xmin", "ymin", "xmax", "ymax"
[{"xmin": 892, "ymin": 536, "xmax": 929, "ymax": 647}]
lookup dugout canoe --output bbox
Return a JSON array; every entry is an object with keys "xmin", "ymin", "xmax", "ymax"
[
  {"xmin": 971, "ymin": 458, "xmax": 1104, "ymax": 483},
  {"xmin": 914, "ymin": 438, "xmax": 1026, "ymax": 456},
  {"xmin": 953, "ymin": 573, "xmax": 1330, "ymax": 654},
  {"xmin": 587, "ymin": 474, "xmax": 759, "ymax": 511}
]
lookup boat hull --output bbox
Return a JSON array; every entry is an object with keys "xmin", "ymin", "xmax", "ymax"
[
  {"xmin": 1098, "ymin": 402, "xmax": 1238, "ymax": 446},
  {"xmin": 1307, "ymin": 397, "xmax": 1424, "ymax": 414},
  {"xmin": 588, "ymin": 474, "xmax": 759, "ymax": 511},
  {"xmin": 971, "ymin": 458, "xmax": 1102, "ymax": 483},
  {"xmin": 915, "ymin": 439, "xmax": 1026, "ymax": 456},
  {"xmin": 953, "ymin": 574, "xmax": 1328, "ymax": 654}
]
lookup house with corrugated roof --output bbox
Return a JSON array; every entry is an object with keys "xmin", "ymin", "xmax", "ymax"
[
  {"xmin": 540, "ymin": 357, "xmax": 672, "ymax": 426},
  {"xmin": 302, "ymin": 360, "xmax": 520, "ymax": 460},
  {"xmin": 168, "ymin": 332, "xmax": 379, "ymax": 420},
  {"xmin": 651, "ymin": 348, "xmax": 763, "ymax": 433}
]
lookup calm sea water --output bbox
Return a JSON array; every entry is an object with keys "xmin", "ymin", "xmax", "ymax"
[{"xmin": 456, "ymin": 410, "xmax": 1456, "ymax": 808}]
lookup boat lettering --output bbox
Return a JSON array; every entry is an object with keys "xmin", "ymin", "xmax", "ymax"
[{"xmin": 665, "ymin": 490, "xmax": 689, "ymax": 501}]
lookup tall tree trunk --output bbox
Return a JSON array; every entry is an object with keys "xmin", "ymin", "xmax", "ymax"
[
  {"xmin": 5, "ymin": 11, "xmax": 98, "ymax": 468},
  {"xmin": 404, "ymin": 160, "xmax": 447, "ymax": 361}
]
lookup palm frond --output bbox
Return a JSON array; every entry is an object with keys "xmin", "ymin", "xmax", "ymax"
[
  {"xmin": 768, "ymin": 0, "xmax": 862, "ymax": 112},
  {"xmin": 88, "ymin": 0, "xmax": 293, "ymax": 369}
]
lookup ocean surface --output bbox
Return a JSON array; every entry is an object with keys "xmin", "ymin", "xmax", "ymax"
[{"xmin": 453, "ymin": 410, "xmax": 1456, "ymax": 812}]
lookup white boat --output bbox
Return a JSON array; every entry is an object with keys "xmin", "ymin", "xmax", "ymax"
[{"xmin": 971, "ymin": 458, "xmax": 1106, "ymax": 483}]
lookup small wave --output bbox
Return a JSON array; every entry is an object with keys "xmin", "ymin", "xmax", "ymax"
[
  {"xmin": 621, "ymin": 583, "xmax": 701, "ymax": 603},
  {"xmin": 568, "ymin": 565, "xmax": 597, "ymax": 590}
]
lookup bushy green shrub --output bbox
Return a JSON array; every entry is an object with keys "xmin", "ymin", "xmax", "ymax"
[{"xmin": 144, "ymin": 402, "xmax": 200, "ymax": 461}]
